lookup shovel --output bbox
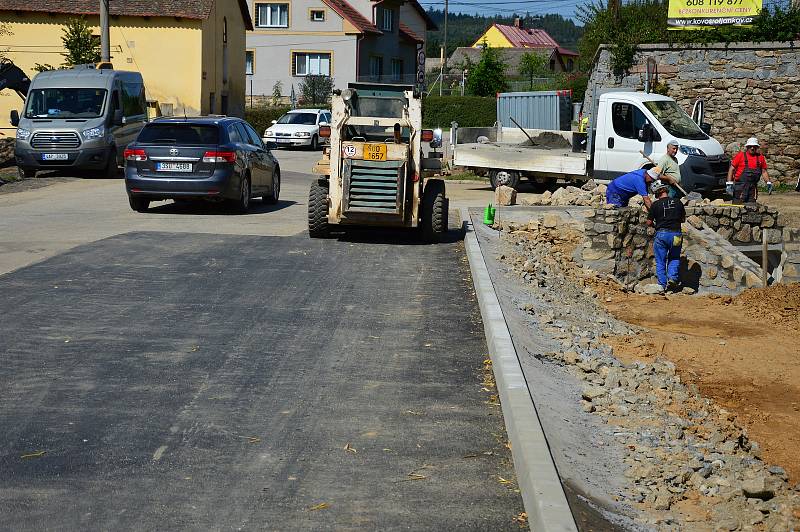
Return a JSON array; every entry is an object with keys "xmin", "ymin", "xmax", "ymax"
[{"xmin": 639, "ymin": 150, "xmax": 702, "ymax": 202}]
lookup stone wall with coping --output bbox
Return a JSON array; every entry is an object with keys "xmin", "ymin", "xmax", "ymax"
[
  {"xmin": 580, "ymin": 205, "xmax": 776, "ymax": 294},
  {"xmin": 780, "ymin": 227, "xmax": 800, "ymax": 284},
  {"xmin": 585, "ymin": 42, "xmax": 800, "ymax": 185}
]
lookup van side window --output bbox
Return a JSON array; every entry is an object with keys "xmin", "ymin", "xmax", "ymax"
[
  {"xmin": 611, "ymin": 102, "xmax": 648, "ymax": 140},
  {"xmin": 122, "ymin": 82, "xmax": 146, "ymax": 119}
]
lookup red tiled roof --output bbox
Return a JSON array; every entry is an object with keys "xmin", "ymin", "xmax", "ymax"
[
  {"xmin": 0, "ymin": 0, "xmax": 253, "ymax": 30},
  {"xmin": 399, "ymin": 23, "xmax": 423, "ymax": 44},
  {"xmin": 493, "ymin": 24, "xmax": 560, "ymax": 48},
  {"xmin": 322, "ymin": 0, "xmax": 381, "ymax": 34}
]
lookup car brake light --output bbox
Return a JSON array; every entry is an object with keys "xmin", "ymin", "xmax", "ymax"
[
  {"xmin": 124, "ymin": 148, "xmax": 147, "ymax": 161},
  {"xmin": 318, "ymin": 125, "xmax": 331, "ymax": 138},
  {"xmin": 421, "ymin": 129, "xmax": 434, "ymax": 142},
  {"xmin": 202, "ymin": 151, "xmax": 236, "ymax": 163}
]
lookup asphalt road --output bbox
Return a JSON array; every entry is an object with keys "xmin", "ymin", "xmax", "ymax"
[{"xmin": 0, "ymin": 151, "xmax": 524, "ymax": 530}]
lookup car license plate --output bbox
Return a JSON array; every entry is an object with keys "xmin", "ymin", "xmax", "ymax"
[
  {"xmin": 278, "ymin": 139, "xmax": 292, "ymax": 143},
  {"xmin": 156, "ymin": 162, "xmax": 192, "ymax": 172},
  {"xmin": 363, "ymin": 143, "xmax": 387, "ymax": 161},
  {"xmin": 42, "ymin": 153, "xmax": 68, "ymax": 161}
]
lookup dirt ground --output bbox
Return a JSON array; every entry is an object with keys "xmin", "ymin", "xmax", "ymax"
[
  {"xmin": 600, "ymin": 283, "xmax": 800, "ymax": 483},
  {"xmin": 761, "ymin": 191, "xmax": 800, "ymax": 227}
]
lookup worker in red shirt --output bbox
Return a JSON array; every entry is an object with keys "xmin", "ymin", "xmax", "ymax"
[{"xmin": 727, "ymin": 137, "xmax": 770, "ymax": 203}]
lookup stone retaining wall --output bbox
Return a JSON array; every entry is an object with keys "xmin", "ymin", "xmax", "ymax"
[
  {"xmin": 780, "ymin": 227, "xmax": 800, "ymax": 284},
  {"xmin": 585, "ymin": 42, "xmax": 800, "ymax": 185},
  {"xmin": 0, "ymin": 138, "xmax": 14, "ymax": 166},
  {"xmin": 581, "ymin": 205, "xmax": 775, "ymax": 294}
]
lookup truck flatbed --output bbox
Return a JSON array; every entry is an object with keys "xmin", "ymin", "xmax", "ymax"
[{"xmin": 454, "ymin": 142, "xmax": 588, "ymax": 180}]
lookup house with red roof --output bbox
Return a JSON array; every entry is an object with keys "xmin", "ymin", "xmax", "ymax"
[
  {"xmin": 245, "ymin": 0, "xmax": 436, "ymax": 102},
  {"xmin": 469, "ymin": 18, "xmax": 578, "ymax": 73}
]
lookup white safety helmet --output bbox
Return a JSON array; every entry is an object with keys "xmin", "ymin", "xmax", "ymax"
[
  {"xmin": 650, "ymin": 179, "xmax": 669, "ymax": 195},
  {"xmin": 745, "ymin": 137, "xmax": 760, "ymax": 148}
]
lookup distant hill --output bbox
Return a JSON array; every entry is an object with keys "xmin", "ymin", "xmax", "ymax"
[{"xmin": 425, "ymin": 11, "xmax": 583, "ymax": 58}]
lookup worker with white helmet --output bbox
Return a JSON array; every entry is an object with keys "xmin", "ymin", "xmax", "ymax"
[
  {"xmin": 646, "ymin": 179, "xmax": 686, "ymax": 292},
  {"xmin": 727, "ymin": 137, "xmax": 770, "ymax": 203}
]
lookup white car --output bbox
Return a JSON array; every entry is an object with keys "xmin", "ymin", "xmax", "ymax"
[{"xmin": 263, "ymin": 109, "xmax": 331, "ymax": 150}]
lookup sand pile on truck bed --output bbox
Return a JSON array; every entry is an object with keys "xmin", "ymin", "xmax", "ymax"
[
  {"xmin": 494, "ymin": 217, "xmax": 800, "ymax": 530},
  {"xmin": 516, "ymin": 131, "xmax": 572, "ymax": 150}
]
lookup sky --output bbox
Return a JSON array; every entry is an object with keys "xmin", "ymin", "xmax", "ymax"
[
  {"xmin": 417, "ymin": 0, "xmax": 602, "ymax": 21},
  {"xmin": 417, "ymin": 0, "xmax": 792, "ymax": 23}
]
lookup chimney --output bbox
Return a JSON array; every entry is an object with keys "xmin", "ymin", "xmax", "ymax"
[{"xmin": 514, "ymin": 17, "xmax": 523, "ymax": 29}]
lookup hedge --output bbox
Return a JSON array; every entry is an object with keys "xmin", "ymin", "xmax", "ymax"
[
  {"xmin": 245, "ymin": 107, "xmax": 292, "ymax": 137},
  {"xmin": 422, "ymin": 96, "xmax": 496, "ymax": 128}
]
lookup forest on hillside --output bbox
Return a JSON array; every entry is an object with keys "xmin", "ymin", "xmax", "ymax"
[{"xmin": 425, "ymin": 11, "xmax": 584, "ymax": 58}]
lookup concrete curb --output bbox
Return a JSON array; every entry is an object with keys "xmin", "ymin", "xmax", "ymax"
[{"xmin": 461, "ymin": 207, "xmax": 578, "ymax": 532}]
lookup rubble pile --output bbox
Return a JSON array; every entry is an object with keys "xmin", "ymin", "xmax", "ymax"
[{"xmin": 495, "ymin": 220, "xmax": 800, "ymax": 530}]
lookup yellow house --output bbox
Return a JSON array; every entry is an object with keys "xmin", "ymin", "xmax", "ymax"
[
  {"xmin": 471, "ymin": 18, "xmax": 578, "ymax": 72},
  {"xmin": 0, "ymin": 0, "xmax": 253, "ymax": 138}
]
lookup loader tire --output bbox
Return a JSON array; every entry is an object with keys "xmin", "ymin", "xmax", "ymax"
[
  {"xmin": 308, "ymin": 179, "xmax": 330, "ymax": 238},
  {"xmin": 421, "ymin": 179, "xmax": 448, "ymax": 243}
]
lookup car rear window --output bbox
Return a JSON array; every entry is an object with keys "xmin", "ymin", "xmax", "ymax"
[{"xmin": 138, "ymin": 124, "xmax": 219, "ymax": 145}]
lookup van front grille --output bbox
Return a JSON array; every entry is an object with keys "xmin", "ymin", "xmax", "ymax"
[{"xmin": 31, "ymin": 131, "xmax": 81, "ymax": 150}]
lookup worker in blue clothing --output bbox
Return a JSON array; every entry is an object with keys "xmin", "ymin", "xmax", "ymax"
[
  {"xmin": 646, "ymin": 179, "xmax": 686, "ymax": 292},
  {"xmin": 605, "ymin": 167, "xmax": 661, "ymax": 209}
]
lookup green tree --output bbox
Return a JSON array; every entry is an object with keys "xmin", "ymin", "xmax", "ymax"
[
  {"xmin": 518, "ymin": 52, "xmax": 550, "ymax": 90},
  {"xmin": 466, "ymin": 43, "xmax": 507, "ymax": 97},
  {"xmin": 0, "ymin": 23, "xmax": 12, "ymax": 60},
  {"xmin": 577, "ymin": 1, "xmax": 800, "ymax": 75},
  {"xmin": 61, "ymin": 17, "xmax": 101, "ymax": 67},
  {"xmin": 271, "ymin": 80, "xmax": 283, "ymax": 106},
  {"xmin": 299, "ymin": 75, "xmax": 334, "ymax": 105}
]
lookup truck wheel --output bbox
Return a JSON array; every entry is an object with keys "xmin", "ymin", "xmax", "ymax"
[
  {"xmin": 489, "ymin": 170, "xmax": 520, "ymax": 190},
  {"xmin": 129, "ymin": 195, "xmax": 149, "ymax": 212},
  {"xmin": 421, "ymin": 179, "xmax": 448, "ymax": 243},
  {"xmin": 18, "ymin": 167, "xmax": 36, "ymax": 179},
  {"xmin": 308, "ymin": 179, "xmax": 330, "ymax": 238}
]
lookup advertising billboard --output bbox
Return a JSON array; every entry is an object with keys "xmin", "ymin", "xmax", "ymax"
[{"xmin": 667, "ymin": 0, "xmax": 762, "ymax": 30}]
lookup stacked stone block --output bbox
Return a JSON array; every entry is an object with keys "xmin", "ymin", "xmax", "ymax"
[
  {"xmin": 780, "ymin": 227, "xmax": 800, "ymax": 284},
  {"xmin": 684, "ymin": 204, "xmax": 782, "ymax": 245}
]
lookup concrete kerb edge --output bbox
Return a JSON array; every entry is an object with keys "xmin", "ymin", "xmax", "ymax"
[{"xmin": 460, "ymin": 208, "xmax": 578, "ymax": 532}]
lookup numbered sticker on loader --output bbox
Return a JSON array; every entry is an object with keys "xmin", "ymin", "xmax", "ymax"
[{"xmin": 342, "ymin": 144, "xmax": 357, "ymax": 158}]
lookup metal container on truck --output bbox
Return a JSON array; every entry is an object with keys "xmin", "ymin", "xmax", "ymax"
[{"xmin": 496, "ymin": 90, "xmax": 572, "ymax": 131}]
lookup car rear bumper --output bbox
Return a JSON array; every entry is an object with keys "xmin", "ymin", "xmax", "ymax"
[
  {"xmin": 125, "ymin": 167, "xmax": 240, "ymax": 200},
  {"xmin": 15, "ymin": 146, "xmax": 111, "ymax": 171}
]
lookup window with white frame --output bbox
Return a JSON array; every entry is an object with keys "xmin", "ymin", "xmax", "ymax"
[
  {"xmin": 293, "ymin": 52, "xmax": 331, "ymax": 76},
  {"xmin": 245, "ymin": 51, "xmax": 254, "ymax": 75},
  {"xmin": 380, "ymin": 7, "xmax": 393, "ymax": 31},
  {"xmin": 310, "ymin": 9, "xmax": 325, "ymax": 21},
  {"xmin": 369, "ymin": 56, "xmax": 383, "ymax": 77},
  {"xmin": 255, "ymin": 3, "xmax": 289, "ymax": 28},
  {"xmin": 390, "ymin": 59, "xmax": 403, "ymax": 81}
]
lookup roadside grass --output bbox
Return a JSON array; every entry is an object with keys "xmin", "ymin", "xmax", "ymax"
[
  {"xmin": 444, "ymin": 171, "xmax": 485, "ymax": 182},
  {"xmin": 0, "ymin": 166, "xmax": 20, "ymax": 183},
  {"xmin": 759, "ymin": 182, "xmax": 799, "ymax": 194}
]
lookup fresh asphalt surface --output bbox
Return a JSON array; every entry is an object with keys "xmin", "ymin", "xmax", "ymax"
[{"xmin": 0, "ymin": 151, "xmax": 524, "ymax": 530}]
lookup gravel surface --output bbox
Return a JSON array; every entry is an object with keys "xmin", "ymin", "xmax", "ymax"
[{"xmin": 473, "ymin": 211, "xmax": 800, "ymax": 531}]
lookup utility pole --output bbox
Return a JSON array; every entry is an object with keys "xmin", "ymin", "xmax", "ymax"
[
  {"xmin": 100, "ymin": 0, "xmax": 111, "ymax": 62},
  {"xmin": 442, "ymin": 0, "xmax": 448, "ymax": 83}
]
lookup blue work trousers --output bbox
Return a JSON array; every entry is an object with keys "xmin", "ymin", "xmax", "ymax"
[{"xmin": 654, "ymin": 230, "xmax": 682, "ymax": 288}]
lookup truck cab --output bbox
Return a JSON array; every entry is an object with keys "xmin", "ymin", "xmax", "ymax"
[{"xmin": 591, "ymin": 91, "xmax": 729, "ymax": 194}]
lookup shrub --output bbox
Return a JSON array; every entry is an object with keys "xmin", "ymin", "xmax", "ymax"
[
  {"xmin": 422, "ymin": 96, "xmax": 496, "ymax": 128},
  {"xmin": 245, "ymin": 106, "xmax": 291, "ymax": 136}
]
